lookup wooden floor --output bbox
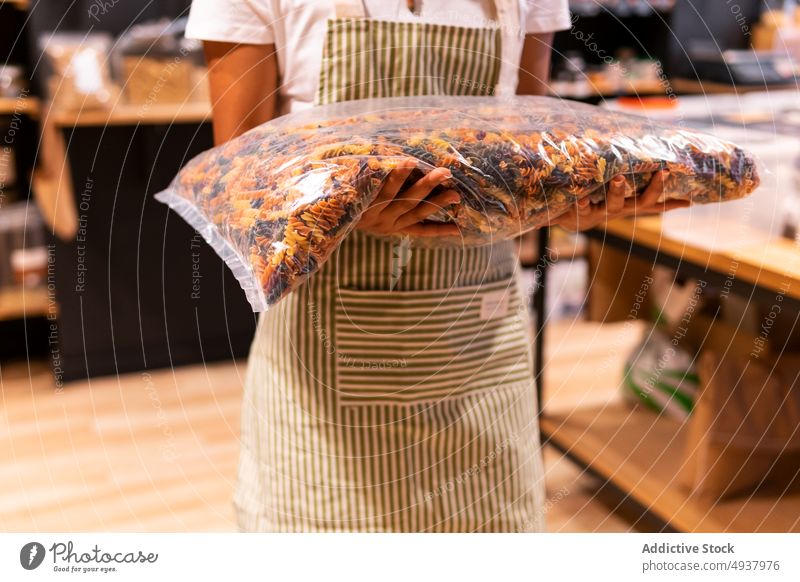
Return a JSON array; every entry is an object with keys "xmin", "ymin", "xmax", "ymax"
[{"xmin": 1, "ymin": 320, "xmax": 645, "ymax": 532}]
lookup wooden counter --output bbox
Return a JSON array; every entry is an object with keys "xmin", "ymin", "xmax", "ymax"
[
  {"xmin": 0, "ymin": 286, "xmax": 50, "ymax": 321},
  {"xmin": 0, "ymin": 96, "xmax": 39, "ymax": 117},
  {"xmin": 672, "ymin": 77, "xmax": 800, "ymax": 95},
  {"xmin": 601, "ymin": 216, "xmax": 800, "ymax": 302},
  {"xmin": 50, "ymin": 101, "xmax": 211, "ymax": 128}
]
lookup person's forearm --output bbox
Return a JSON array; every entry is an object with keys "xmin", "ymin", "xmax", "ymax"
[
  {"xmin": 203, "ymin": 41, "xmax": 279, "ymax": 144},
  {"xmin": 517, "ymin": 33, "xmax": 554, "ymax": 96}
]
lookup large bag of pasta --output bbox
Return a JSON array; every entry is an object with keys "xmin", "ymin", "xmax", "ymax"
[{"xmin": 155, "ymin": 96, "xmax": 759, "ymax": 311}]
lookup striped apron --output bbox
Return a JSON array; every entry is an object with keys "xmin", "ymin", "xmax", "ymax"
[{"xmin": 234, "ymin": 0, "xmax": 546, "ymax": 532}]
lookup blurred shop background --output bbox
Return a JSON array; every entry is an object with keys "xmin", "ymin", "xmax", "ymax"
[{"xmin": 1, "ymin": 0, "xmax": 799, "ymax": 532}]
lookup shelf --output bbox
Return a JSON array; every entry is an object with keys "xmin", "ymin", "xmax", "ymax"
[
  {"xmin": 672, "ymin": 78, "xmax": 800, "ymax": 95},
  {"xmin": 0, "ymin": 96, "xmax": 39, "ymax": 118},
  {"xmin": 541, "ymin": 403, "xmax": 800, "ymax": 532},
  {"xmin": 552, "ymin": 79, "xmax": 667, "ymax": 99},
  {"xmin": 0, "ymin": 286, "xmax": 51, "ymax": 321},
  {"xmin": 51, "ymin": 100, "xmax": 211, "ymax": 128}
]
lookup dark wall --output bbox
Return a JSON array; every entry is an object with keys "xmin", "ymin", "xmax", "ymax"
[
  {"xmin": 27, "ymin": 0, "xmax": 192, "ymax": 36},
  {"xmin": 0, "ymin": 4, "xmax": 31, "ymax": 69},
  {"xmin": 54, "ymin": 123, "xmax": 258, "ymax": 381},
  {"xmin": 553, "ymin": 0, "xmax": 777, "ymax": 79},
  {"xmin": 553, "ymin": 9, "xmax": 672, "ymax": 69},
  {"xmin": 666, "ymin": 0, "xmax": 767, "ymax": 78}
]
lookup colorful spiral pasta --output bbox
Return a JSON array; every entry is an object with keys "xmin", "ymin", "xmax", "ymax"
[{"xmin": 156, "ymin": 96, "xmax": 760, "ymax": 311}]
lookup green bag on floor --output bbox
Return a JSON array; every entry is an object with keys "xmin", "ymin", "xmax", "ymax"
[{"xmin": 623, "ymin": 326, "xmax": 699, "ymax": 420}]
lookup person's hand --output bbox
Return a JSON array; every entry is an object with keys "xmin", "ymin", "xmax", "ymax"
[
  {"xmin": 357, "ymin": 159, "xmax": 461, "ymax": 237},
  {"xmin": 549, "ymin": 170, "xmax": 690, "ymax": 232}
]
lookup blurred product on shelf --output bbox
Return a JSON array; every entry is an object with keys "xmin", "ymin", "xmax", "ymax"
[
  {"xmin": 11, "ymin": 246, "xmax": 47, "ymax": 287},
  {"xmin": 569, "ymin": 0, "xmax": 675, "ymax": 17},
  {"xmin": 623, "ymin": 326, "xmax": 698, "ymax": 420},
  {"xmin": 516, "ymin": 228, "xmax": 586, "ymax": 267},
  {"xmin": 41, "ymin": 33, "xmax": 118, "ymax": 112},
  {"xmin": 753, "ymin": 0, "xmax": 800, "ymax": 60},
  {"xmin": 551, "ymin": 52, "xmax": 589, "ymax": 98},
  {"xmin": 40, "ymin": 19, "xmax": 209, "ymax": 116},
  {"xmin": 683, "ymin": 348, "xmax": 800, "ymax": 500},
  {"xmin": 0, "ymin": 202, "xmax": 47, "ymax": 289},
  {"xmin": 122, "ymin": 58, "xmax": 194, "ymax": 105},
  {"xmin": 518, "ymin": 249, "xmax": 587, "ymax": 323},
  {"xmin": 614, "ymin": 95, "xmax": 677, "ymax": 110},
  {"xmin": 688, "ymin": 49, "xmax": 798, "ymax": 86},
  {"xmin": 785, "ymin": 194, "xmax": 800, "ymax": 240},
  {"xmin": 112, "ymin": 18, "xmax": 208, "ymax": 106},
  {"xmin": 622, "ymin": 269, "xmax": 706, "ymax": 421},
  {"xmin": 544, "ymin": 258, "xmax": 588, "ymax": 321},
  {"xmin": 0, "ymin": 65, "xmax": 27, "ymax": 98},
  {"xmin": 551, "ymin": 48, "xmax": 667, "ymax": 98}
]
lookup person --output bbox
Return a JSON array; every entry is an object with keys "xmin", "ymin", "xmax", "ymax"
[{"xmin": 186, "ymin": 0, "xmax": 687, "ymax": 532}]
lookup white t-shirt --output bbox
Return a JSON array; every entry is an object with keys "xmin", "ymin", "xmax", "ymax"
[{"xmin": 186, "ymin": 0, "xmax": 570, "ymax": 112}]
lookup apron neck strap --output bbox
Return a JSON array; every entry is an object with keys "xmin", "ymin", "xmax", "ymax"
[{"xmin": 334, "ymin": 0, "xmax": 510, "ymax": 24}]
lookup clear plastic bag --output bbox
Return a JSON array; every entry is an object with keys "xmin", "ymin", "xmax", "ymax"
[
  {"xmin": 155, "ymin": 96, "xmax": 760, "ymax": 311},
  {"xmin": 41, "ymin": 33, "xmax": 117, "ymax": 111}
]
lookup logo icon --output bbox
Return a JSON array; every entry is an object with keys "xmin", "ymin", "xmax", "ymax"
[{"xmin": 20, "ymin": 542, "xmax": 46, "ymax": 570}]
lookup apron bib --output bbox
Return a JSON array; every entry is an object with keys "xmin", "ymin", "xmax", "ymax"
[{"xmin": 235, "ymin": 0, "xmax": 546, "ymax": 532}]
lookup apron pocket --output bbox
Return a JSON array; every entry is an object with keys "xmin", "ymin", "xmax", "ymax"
[{"xmin": 334, "ymin": 276, "xmax": 532, "ymax": 406}]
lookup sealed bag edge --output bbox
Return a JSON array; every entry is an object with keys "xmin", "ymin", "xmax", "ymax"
[{"xmin": 154, "ymin": 188, "xmax": 269, "ymax": 312}]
